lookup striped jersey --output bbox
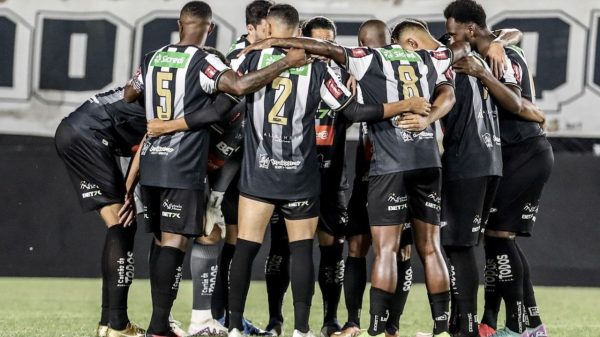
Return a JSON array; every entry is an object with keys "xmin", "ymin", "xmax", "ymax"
[
  {"xmin": 64, "ymin": 87, "xmax": 146, "ymax": 157},
  {"xmin": 441, "ymin": 53, "xmax": 504, "ymax": 181},
  {"xmin": 207, "ymin": 98, "xmax": 245, "ymax": 171},
  {"xmin": 498, "ymin": 45, "xmax": 545, "ymax": 145},
  {"xmin": 134, "ymin": 44, "xmax": 231, "ymax": 189},
  {"xmin": 234, "ymin": 47, "xmax": 354, "ymax": 199},
  {"xmin": 227, "ymin": 35, "xmax": 250, "ymax": 70},
  {"xmin": 343, "ymin": 45, "xmax": 454, "ymax": 175}
]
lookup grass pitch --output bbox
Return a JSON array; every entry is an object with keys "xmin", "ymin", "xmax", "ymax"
[{"xmin": 0, "ymin": 278, "xmax": 598, "ymax": 337}]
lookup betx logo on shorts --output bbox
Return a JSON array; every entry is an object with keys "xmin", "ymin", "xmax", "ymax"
[
  {"xmin": 161, "ymin": 199, "xmax": 182, "ymax": 219},
  {"xmin": 387, "ymin": 192, "xmax": 408, "ymax": 211},
  {"xmin": 79, "ymin": 180, "xmax": 102, "ymax": 198}
]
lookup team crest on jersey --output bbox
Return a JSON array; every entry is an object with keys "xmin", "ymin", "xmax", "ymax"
[
  {"xmin": 326, "ymin": 78, "xmax": 344, "ymax": 99},
  {"xmin": 351, "ymin": 48, "xmax": 368, "ymax": 58},
  {"xmin": 203, "ymin": 64, "xmax": 218, "ymax": 79}
]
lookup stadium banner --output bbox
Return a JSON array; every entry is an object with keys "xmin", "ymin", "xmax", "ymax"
[{"xmin": 1, "ymin": 0, "xmax": 600, "ymax": 150}]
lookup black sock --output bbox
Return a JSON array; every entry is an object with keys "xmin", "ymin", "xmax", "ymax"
[
  {"xmin": 428, "ymin": 291, "xmax": 450, "ymax": 335},
  {"xmin": 517, "ymin": 243, "xmax": 541, "ymax": 328},
  {"xmin": 148, "ymin": 246, "xmax": 185, "ymax": 335},
  {"xmin": 191, "ymin": 242, "xmax": 220, "ymax": 312},
  {"xmin": 106, "ymin": 224, "xmax": 136, "ymax": 330},
  {"xmin": 319, "ymin": 243, "xmax": 344, "ymax": 324},
  {"xmin": 344, "ymin": 256, "xmax": 367, "ymax": 327},
  {"xmin": 481, "ymin": 253, "xmax": 501, "ymax": 329},
  {"xmin": 212, "ymin": 242, "xmax": 235, "ymax": 320},
  {"xmin": 368, "ymin": 287, "xmax": 392, "ymax": 335},
  {"xmin": 290, "ymin": 239, "xmax": 315, "ymax": 333},
  {"xmin": 387, "ymin": 258, "xmax": 412, "ymax": 334},
  {"xmin": 266, "ymin": 223, "xmax": 290, "ymax": 323},
  {"xmin": 228, "ymin": 239, "xmax": 261, "ymax": 331},
  {"xmin": 484, "ymin": 236, "xmax": 524, "ymax": 333},
  {"xmin": 100, "ymin": 232, "xmax": 110, "ymax": 326},
  {"xmin": 445, "ymin": 246, "xmax": 479, "ymax": 336}
]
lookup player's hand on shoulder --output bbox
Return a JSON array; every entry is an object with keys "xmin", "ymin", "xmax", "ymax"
[
  {"xmin": 453, "ymin": 55, "xmax": 486, "ymax": 78},
  {"xmin": 147, "ymin": 118, "xmax": 170, "ymax": 137},
  {"xmin": 486, "ymin": 42, "xmax": 507, "ymax": 79},
  {"xmin": 398, "ymin": 112, "xmax": 429, "ymax": 132},
  {"xmin": 283, "ymin": 48, "xmax": 313, "ymax": 68},
  {"xmin": 406, "ymin": 97, "xmax": 431, "ymax": 116},
  {"xmin": 238, "ymin": 38, "xmax": 275, "ymax": 57}
]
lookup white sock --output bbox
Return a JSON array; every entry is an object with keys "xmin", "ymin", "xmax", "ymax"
[{"xmin": 190, "ymin": 309, "xmax": 214, "ymax": 325}]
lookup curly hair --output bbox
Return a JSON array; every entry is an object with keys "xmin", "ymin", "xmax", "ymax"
[{"xmin": 443, "ymin": 0, "xmax": 487, "ymax": 28}]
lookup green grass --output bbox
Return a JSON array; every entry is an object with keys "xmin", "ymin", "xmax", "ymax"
[{"xmin": 0, "ymin": 278, "xmax": 598, "ymax": 337}]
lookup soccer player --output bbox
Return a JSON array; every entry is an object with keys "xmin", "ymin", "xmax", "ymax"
[
  {"xmin": 54, "ymin": 87, "xmax": 147, "ymax": 337},
  {"xmin": 227, "ymin": 5, "xmax": 431, "ymax": 337},
  {"xmin": 120, "ymin": 2, "xmax": 311, "ymax": 336},
  {"xmin": 239, "ymin": 14, "xmax": 470, "ymax": 337},
  {"xmin": 391, "ymin": 18, "xmax": 523, "ymax": 337},
  {"xmin": 444, "ymin": 1, "xmax": 553, "ymax": 337}
]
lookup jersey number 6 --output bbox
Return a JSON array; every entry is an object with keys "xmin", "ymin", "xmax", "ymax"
[{"xmin": 268, "ymin": 77, "xmax": 292, "ymax": 126}]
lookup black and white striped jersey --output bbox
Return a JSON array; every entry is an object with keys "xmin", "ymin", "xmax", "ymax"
[
  {"xmin": 441, "ymin": 53, "xmax": 503, "ymax": 181},
  {"xmin": 343, "ymin": 45, "xmax": 454, "ymax": 176},
  {"xmin": 227, "ymin": 35, "xmax": 251, "ymax": 70},
  {"xmin": 498, "ymin": 45, "xmax": 545, "ymax": 145},
  {"xmin": 234, "ymin": 47, "xmax": 354, "ymax": 199},
  {"xmin": 134, "ymin": 44, "xmax": 231, "ymax": 189}
]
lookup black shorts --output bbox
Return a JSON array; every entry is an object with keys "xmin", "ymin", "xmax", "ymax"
[
  {"xmin": 55, "ymin": 121, "xmax": 125, "ymax": 212},
  {"xmin": 367, "ymin": 168, "xmax": 442, "ymax": 226},
  {"xmin": 487, "ymin": 137, "xmax": 554, "ymax": 236},
  {"xmin": 317, "ymin": 191, "xmax": 348, "ymax": 239},
  {"xmin": 142, "ymin": 186, "xmax": 205, "ymax": 237},
  {"xmin": 241, "ymin": 193, "xmax": 320, "ymax": 220},
  {"xmin": 346, "ymin": 177, "xmax": 371, "ymax": 238},
  {"xmin": 441, "ymin": 176, "xmax": 500, "ymax": 247}
]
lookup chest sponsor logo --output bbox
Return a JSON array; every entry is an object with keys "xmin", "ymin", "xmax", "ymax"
[
  {"xmin": 151, "ymin": 51, "xmax": 190, "ymax": 68},
  {"xmin": 258, "ymin": 154, "xmax": 301, "ymax": 170},
  {"xmin": 149, "ymin": 145, "xmax": 175, "ymax": 156},
  {"xmin": 316, "ymin": 124, "xmax": 335, "ymax": 146},
  {"xmin": 380, "ymin": 48, "xmax": 422, "ymax": 62},
  {"xmin": 260, "ymin": 54, "xmax": 308, "ymax": 76}
]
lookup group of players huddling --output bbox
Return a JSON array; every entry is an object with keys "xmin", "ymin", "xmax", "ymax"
[{"xmin": 54, "ymin": 1, "xmax": 554, "ymax": 337}]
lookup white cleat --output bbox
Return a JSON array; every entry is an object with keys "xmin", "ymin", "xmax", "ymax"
[
  {"xmin": 188, "ymin": 318, "xmax": 229, "ymax": 336},
  {"xmin": 229, "ymin": 328, "xmax": 247, "ymax": 337},
  {"xmin": 292, "ymin": 330, "xmax": 318, "ymax": 337}
]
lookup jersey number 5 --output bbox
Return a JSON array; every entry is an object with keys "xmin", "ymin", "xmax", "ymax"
[
  {"xmin": 156, "ymin": 71, "xmax": 173, "ymax": 120},
  {"xmin": 268, "ymin": 77, "xmax": 292, "ymax": 126},
  {"xmin": 398, "ymin": 65, "xmax": 420, "ymax": 98}
]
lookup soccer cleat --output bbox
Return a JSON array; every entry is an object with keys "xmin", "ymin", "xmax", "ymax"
[
  {"xmin": 265, "ymin": 319, "xmax": 284, "ymax": 336},
  {"xmin": 413, "ymin": 332, "xmax": 451, "ymax": 337},
  {"xmin": 144, "ymin": 331, "xmax": 182, "ymax": 337},
  {"xmin": 479, "ymin": 324, "xmax": 496, "ymax": 337},
  {"xmin": 525, "ymin": 324, "xmax": 548, "ymax": 337},
  {"xmin": 106, "ymin": 322, "xmax": 146, "ymax": 337},
  {"xmin": 320, "ymin": 320, "xmax": 342, "ymax": 337},
  {"xmin": 97, "ymin": 324, "xmax": 109, "ymax": 337},
  {"xmin": 355, "ymin": 329, "xmax": 384, "ymax": 337},
  {"xmin": 229, "ymin": 328, "xmax": 247, "ymax": 337},
  {"xmin": 243, "ymin": 318, "xmax": 271, "ymax": 336},
  {"xmin": 292, "ymin": 330, "xmax": 319, "ymax": 337},
  {"xmin": 332, "ymin": 323, "xmax": 360, "ymax": 337},
  {"xmin": 168, "ymin": 316, "xmax": 186, "ymax": 337},
  {"xmin": 487, "ymin": 327, "xmax": 527, "ymax": 337},
  {"xmin": 187, "ymin": 318, "xmax": 228, "ymax": 336}
]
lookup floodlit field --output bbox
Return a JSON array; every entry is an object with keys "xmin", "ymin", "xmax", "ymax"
[{"xmin": 0, "ymin": 278, "xmax": 598, "ymax": 337}]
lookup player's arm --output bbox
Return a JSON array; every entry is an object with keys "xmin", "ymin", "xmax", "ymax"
[
  {"xmin": 146, "ymin": 93, "xmax": 240, "ymax": 137},
  {"xmin": 447, "ymin": 41, "xmax": 471, "ymax": 64},
  {"xmin": 119, "ymin": 135, "xmax": 145, "ymax": 226},
  {"xmin": 123, "ymin": 64, "xmax": 146, "ymax": 103},
  {"xmin": 341, "ymin": 97, "xmax": 431, "ymax": 122},
  {"xmin": 239, "ymin": 37, "xmax": 347, "ymax": 66},
  {"xmin": 218, "ymin": 48, "xmax": 312, "ymax": 96},
  {"xmin": 398, "ymin": 85, "xmax": 456, "ymax": 131},
  {"xmin": 488, "ymin": 28, "xmax": 523, "ymax": 79}
]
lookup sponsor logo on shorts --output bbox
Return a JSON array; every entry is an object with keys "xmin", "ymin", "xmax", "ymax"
[
  {"xmin": 80, "ymin": 181, "xmax": 102, "ymax": 198},
  {"xmin": 387, "ymin": 193, "xmax": 408, "ymax": 211},
  {"xmin": 482, "ymin": 133, "xmax": 493, "ymax": 148},
  {"xmin": 425, "ymin": 193, "xmax": 441, "ymax": 211},
  {"xmin": 522, "ymin": 202, "xmax": 539, "ymax": 221},
  {"xmin": 318, "ymin": 154, "xmax": 332, "ymax": 169},
  {"xmin": 472, "ymin": 214, "xmax": 482, "ymax": 232},
  {"xmin": 287, "ymin": 200, "xmax": 310, "ymax": 208},
  {"xmin": 215, "ymin": 141, "xmax": 235, "ymax": 157},
  {"xmin": 494, "ymin": 135, "xmax": 501, "ymax": 145},
  {"xmin": 257, "ymin": 154, "xmax": 301, "ymax": 170},
  {"xmin": 161, "ymin": 200, "xmax": 182, "ymax": 219}
]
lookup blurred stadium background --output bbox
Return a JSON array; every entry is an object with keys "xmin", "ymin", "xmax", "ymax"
[{"xmin": 0, "ymin": 0, "xmax": 599, "ymax": 335}]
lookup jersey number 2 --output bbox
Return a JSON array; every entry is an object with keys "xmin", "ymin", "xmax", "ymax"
[
  {"xmin": 268, "ymin": 77, "xmax": 292, "ymax": 126},
  {"xmin": 156, "ymin": 71, "xmax": 173, "ymax": 120}
]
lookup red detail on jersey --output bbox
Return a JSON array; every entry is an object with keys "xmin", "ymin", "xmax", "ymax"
[
  {"xmin": 131, "ymin": 144, "xmax": 139, "ymax": 154},
  {"xmin": 207, "ymin": 152, "xmax": 225, "ymax": 171},
  {"xmin": 351, "ymin": 48, "xmax": 368, "ymax": 58},
  {"xmin": 229, "ymin": 111, "xmax": 242, "ymax": 124},
  {"xmin": 326, "ymin": 78, "xmax": 344, "ymax": 99},
  {"xmin": 431, "ymin": 50, "xmax": 449, "ymax": 60},
  {"xmin": 512, "ymin": 63, "xmax": 522, "ymax": 84},
  {"xmin": 364, "ymin": 139, "xmax": 373, "ymax": 161},
  {"xmin": 203, "ymin": 64, "xmax": 218, "ymax": 79},
  {"xmin": 444, "ymin": 68, "xmax": 455, "ymax": 81},
  {"xmin": 315, "ymin": 125, "xmax": 335, "ymax": 146}
]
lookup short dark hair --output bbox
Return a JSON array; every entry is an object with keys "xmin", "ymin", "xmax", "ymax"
[
  {"xmin": 203, "ymin": 46, "xmax": 229, "ymax": 66},
  {"xmin": 246, "ymin": 0, "xmax": 273, "ymax": 26},
  {"xmin": 267, "ymin": 4, "xmax": 299, "ymax": 29},
  {"xmin": 180, "ymin": 1, "xmax": 212, "ymax": 20},
  {"xmin": 391, "ymin": 18, "xmax": 428, "ymax": 41},
  {"xmin": 443, "ymin": 0, "xmax": 487, "ymax": 28},
  {"xmin": 301, "ymin": 16, "xmax": 337, "ymax": 38}
]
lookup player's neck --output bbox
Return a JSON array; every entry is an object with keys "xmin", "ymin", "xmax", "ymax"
[{"xmin": 475, "ymin": 29, "xmax": 495, "ymax": 58}]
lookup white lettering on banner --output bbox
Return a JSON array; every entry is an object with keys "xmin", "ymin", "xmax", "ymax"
[{"xmin": 2, "ymin": 1, "xmax": 600, "ymax": 139}]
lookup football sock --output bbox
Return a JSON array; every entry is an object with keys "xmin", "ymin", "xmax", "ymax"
[
  {"xmin": 190, "ymin": 242, "xmax": 220, "ymax": 321},
  {"xmin": 266, "ymin": 227, "xmax": 290, "ymax": 323},
  {"xmin": 368, "ymin": 287, "xmax": 392, "ymax": 336},
  {"xmin": 212, "ymin": 242, "xmax": 235, "ymax": 320},
  {"xmin": 106, "ymin": 224, "xmax": 136, "ymax": 330},
  {"xmin": 344, "ymin": 256, "xmax": 367, "ymax": 327},
  {"xmin": 517, "ymin": 243, "xmax": 542, "ymax": 328},
  {"xmin": 484, "ymin": 236, "xmax": 524, "ymax": 333},
  {"xmin": 481, "ymin": 253, "xmax": 501, "ymax": 329},
  {"xmin": 228, "ymin": 239, "xmax": 261, "ymax": 331},
  {"xmin": 445, "ymin": 246, "xmax": 479, "ymax": 336},
  {"xmin": 290, "ymin": 239, "xmax": 315, "ymax": 333},
  {"xmin": 387, "ymin": 258, "xmax": 412, "ymax": 334},
  {"xmin": 100, "ymin": 233, "xmax": 109, "ymax": 326},
  {"xmin": 147, "ymin": 246, "xmax": 185, "ymax": 335},
  {"xmin": 428, "ymin": 291, "xmax": 450, "ymax": 335},
  {"xmin": 318, "ymin": 242, "xmax": 344, "ymax": 323}
]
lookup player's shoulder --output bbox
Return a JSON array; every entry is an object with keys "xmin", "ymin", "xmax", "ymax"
[
  {"xmin": 378, "ymin": 44, "xmax": 425, "ymax": 63},
  {"xmin": 226, "ymin": 35, "xmax": 250, "ymax": 58},
  {"xmin": 504, "ymin": 45, "xmax": 528, "ymax": 65}
]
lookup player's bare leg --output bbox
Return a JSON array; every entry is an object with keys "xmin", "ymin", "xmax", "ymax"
[{"xmin": 317, "ymin": 230, "xmax": 345, "ymax": 337}]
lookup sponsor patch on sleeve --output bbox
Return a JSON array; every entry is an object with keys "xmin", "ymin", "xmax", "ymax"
[
  {"xmin": 350, "ymin": 48, "xmax": 369, "ymax": 58},
  {"xmin": 326, "ymin": 78, "xmax": 344, "ymax": 99},
  {"xmin": 431, "ymin": 49, "xmax": 450, "ymax": 60},
  {"xmin": 203, "ymin": 64, "xmax": 218, "ymax": 79}
]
